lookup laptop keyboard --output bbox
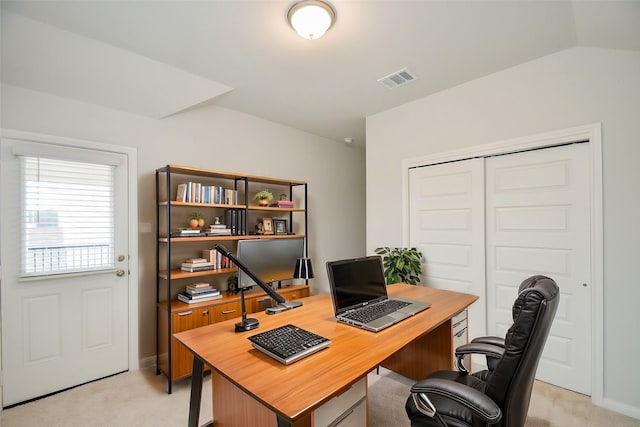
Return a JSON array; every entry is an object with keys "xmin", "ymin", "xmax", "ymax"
[
  {"xmin": 248, "ymin": 324, "xmax": 331, "ymax": 365},
  {"xmin": 341, "ymin": 299, "xmax": 411, "ymax": 323}
]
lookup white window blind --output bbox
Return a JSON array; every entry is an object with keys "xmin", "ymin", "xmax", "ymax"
[{"xmin": 21, "ymin": 156, "xmax": 115, "ymax": 277}]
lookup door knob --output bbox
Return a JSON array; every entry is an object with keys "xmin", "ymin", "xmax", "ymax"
[
  {"xmin": 116, "ymin": 269, "xmax": 126, "ymax": 277},
  {"xmin": 118, "ymin": 255, "xmax": 126, "ymax": 262}
]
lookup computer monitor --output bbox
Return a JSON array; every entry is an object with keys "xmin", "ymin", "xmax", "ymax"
[{"xmin": 236, "ymin": 238, "xmax": 304, "ymax": 289}]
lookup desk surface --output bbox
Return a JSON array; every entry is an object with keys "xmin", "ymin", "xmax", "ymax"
[{"xmin": 175, "ymin": 283, "xmax": 477, "ymax": 425}]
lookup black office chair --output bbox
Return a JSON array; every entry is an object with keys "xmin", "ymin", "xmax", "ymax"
[{"xmin": 405, "ymin": 275, "xmax": 559, "ymax": 427}]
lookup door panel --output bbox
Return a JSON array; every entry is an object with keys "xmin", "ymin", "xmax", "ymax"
[
  {"xmin": 408, "ymin": 143, "xmax": 591, "ymax": 394},
  {"xmin": 409, "ymin": 158, "xmax": 486, "ymax": 339},
  {"xmin": 1, "ymin": 137, "xmax": 130, "ymax": 406},
  {"xmin": 485, "ymin": 143, "xmax": 591, "ymax": 394}
]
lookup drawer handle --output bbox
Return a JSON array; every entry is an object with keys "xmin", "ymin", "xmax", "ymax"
[
  {"xmin": 202, "ymin": 310, "xmax": 209, "ymax": 316},
  {"xmin": 332, "ymin": 408, "xmax": 354, "ymax": 426},
  {"xmin": 331, "ymin": 398, "xmax": 365, "ymax": 427},
  {"xmin": 221, "ymin": 310, "xmax": 236, "ymax": 315},
  {"xmin": 177, "ymin": 311, "xmax": 193, "ymax": 316},
  {"xmin": 455, "ymin": 328, "xmax": 467, "ymax": 338},
  {"xmin": 453, "ymin": 320, "xmax": 466, "ymax": 328}
]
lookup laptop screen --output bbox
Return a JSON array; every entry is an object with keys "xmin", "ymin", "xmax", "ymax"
[{"xmin": 326, "ymin": 256, "xmax": 388, "ymax": 314}]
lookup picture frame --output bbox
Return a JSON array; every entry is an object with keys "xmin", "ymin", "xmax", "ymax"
[
  {"xmin": 273, "ymin": 218, "xmax": 288, "ymax": 235},
  {"xmin": 262, "ymin": 217, "xmax": 274, "ymax": 235}
]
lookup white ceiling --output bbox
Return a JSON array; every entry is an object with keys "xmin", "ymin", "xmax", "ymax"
[{"xmin": 2, "ymin": 1, "xmax": 639, "ymax": 146}]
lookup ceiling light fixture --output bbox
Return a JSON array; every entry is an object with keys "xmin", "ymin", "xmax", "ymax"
[{"xmin": 287, "ymin": 0, "xmax": 336, "ymax": 40}]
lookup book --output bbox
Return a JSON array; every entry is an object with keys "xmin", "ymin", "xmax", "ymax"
[
  {"xmin": 178, "ymin": 228, "xmax": 202, "ymax": 234},
  {"xmin": 184, "ymin": 257, "xmax": 208, "ymax": 264},
  {"xmin": 180, "ymin": 262, "xmax": 214, "ymax": 272},
  {"xmin": 176, "ymin": 183, "xmax": 187, "ymax": 202},
  {"xmin": 184, "ymin": 288, "xmax": 219, "ymax": 296},
  {"xmin": 181, "ymin": 261, "xmax": 214, "ymax": 268},
  {"xmin": 188, "ymin": 282, "xmax": 211, "ymax": 289},
  {"xmin": 184, "ymin": 287, "xmax": 219, "ymax": 295},
  {"xmin": 171, "ymin": 232, "xmax": 206, "ymax": 238},
  {"xmin": 270, "ymin": 201, "xmax": 294, "ymax": 208},
  {"xmin": 202, "ymin": 249, "xmax": 216, "ymax": 263},
  {"xmin": 207, "ymin": 229, "xmax": 232, "ymax": 236},
  {"xmin": 177, "ymin": 292, "xmax": 222, "ymax": 304}
]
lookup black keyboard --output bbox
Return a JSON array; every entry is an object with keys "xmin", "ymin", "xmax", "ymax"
[
  {"xmin": 341, "ymin": 299, "xmax": 411, "ymax": 323},
  {"xmin": 248, "ymin": 324, "xmax": 331, "ymax": 365}
]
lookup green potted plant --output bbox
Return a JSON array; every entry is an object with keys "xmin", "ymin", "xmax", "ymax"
[
  {"xmin": 188, "ymin": 212, "xmax": 205, "ymax": 229},
  {"xmin": 253, "ymin": 190, "xmax": 274, "ymax": 207},
  {"xmin": 374, "ymin": 247, "xmax": 423, "ymax": 285}
]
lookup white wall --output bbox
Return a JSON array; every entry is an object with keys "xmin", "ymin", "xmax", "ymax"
[
  {"xmin": 366, "ymin": 47, "xmax": 640, "ymax": 416},
  {"xmin": 0, "ymin": 83, "xmax": 366, "ymax": 362}
]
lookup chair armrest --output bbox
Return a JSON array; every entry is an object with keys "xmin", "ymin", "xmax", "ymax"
[
  {"xmin": 471, "ymin": 336, "xmax": 505, "ymax": 348},
  {"xmin": 410, "ymin": 378, "xmax": 502, "ymax": 424},
  {"xmin": 455, "ymin": 342, "xmax": 505, "ymax": 360},
  {"xmin": 456, "ymin": 342, "xmax": 505, "ymax": 372}
]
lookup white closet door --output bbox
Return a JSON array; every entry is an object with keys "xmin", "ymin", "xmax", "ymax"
[
  {"xmin": 485, "ymin": 143, "xmax": 591, "ymax": 394},
  {"xmin": 409, "ymin": 158, "xmax": 486, "ymax": 339}
]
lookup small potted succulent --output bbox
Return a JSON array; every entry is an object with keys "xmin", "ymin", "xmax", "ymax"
[
  {"xmin": 253, "ymin": 190, "xmax": 274, "ymax": 207},
  {"xmin": 188, "ymin": 212, "xmax": 205, "ymax": 229}
]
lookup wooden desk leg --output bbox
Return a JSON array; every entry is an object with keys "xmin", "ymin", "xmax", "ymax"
[{"xmin": 188, "ymin": 356, "xmax": 205, "ymax": 427}]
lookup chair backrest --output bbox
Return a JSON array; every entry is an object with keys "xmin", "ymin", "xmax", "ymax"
[{"xmin": 484, "ymin": 275, "xmax": 560, "ymax": 427}]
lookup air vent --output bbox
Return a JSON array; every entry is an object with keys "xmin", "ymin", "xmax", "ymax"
[{"xmin": 377, "ymin": 68, "xmax": 417, "ymax": 89}]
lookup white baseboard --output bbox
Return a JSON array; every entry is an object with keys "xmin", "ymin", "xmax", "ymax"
[
  {"xmin": 601, "ymin": 397, "xmax": 640, "ymax": 420},
  {"xmin": 139, "ymin": 356, "xmax": 156, "ymax": 370}
]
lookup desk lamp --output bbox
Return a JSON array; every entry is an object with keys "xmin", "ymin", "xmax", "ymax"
[{"xmin": 294, "ymin": 257, "xmax": 314, "ymax": 281}]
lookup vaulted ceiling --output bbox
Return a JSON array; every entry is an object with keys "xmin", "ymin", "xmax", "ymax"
[{"xmin": 2, "ymin": 1, "xmax": 639, "ymax": 146}]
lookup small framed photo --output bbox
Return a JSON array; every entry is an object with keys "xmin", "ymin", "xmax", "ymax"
[
  {"xmin": 273, "ymin": 218, "xmax": 288, "ymax": 235},
  {"xmin": 262, "ymin": 217, "xmax": 274, "ymax": 235}
]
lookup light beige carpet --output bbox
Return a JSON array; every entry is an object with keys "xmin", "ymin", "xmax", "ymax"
[{"xmin": 2, "ymin": 366, "xmax": 639, "ymax": 427}]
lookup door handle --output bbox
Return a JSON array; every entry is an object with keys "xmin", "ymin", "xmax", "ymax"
[{"xmin": 116, "ymin": 269, "xmax": 126, "ymax": 277}]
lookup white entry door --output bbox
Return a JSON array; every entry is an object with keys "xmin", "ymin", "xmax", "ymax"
[
  {"xmin": 1, "ymin": 137, "xmax": 130, "ymax": 406},
  {"xmin": 409, "ymin": 158, "xmax": 487, "ymax": 340},
  {"xmin": 485, "ymin": 143, "xmax": 591, "ymax": 394}
]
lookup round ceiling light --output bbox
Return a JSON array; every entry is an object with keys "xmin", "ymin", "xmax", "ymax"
[{"xmin": 287, "ymin": 0, "xmax": 336, "ymax": 40}]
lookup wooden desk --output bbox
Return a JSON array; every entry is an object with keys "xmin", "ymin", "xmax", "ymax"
[{"xmin": 175, "ymin": 284, "xmax": 477, "ymax": 427}]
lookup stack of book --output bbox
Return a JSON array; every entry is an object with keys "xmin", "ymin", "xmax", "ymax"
[
  {"xmin": 171, "ymin": 228, "xmax": 206, "ymax": 238},
  {"xmin": 270, "ymin": 200, "xmax": 294, "ymax": 208},
  {"xmin": 207, "ymin": 223, "xmax": 232, "ymax": 236},
  {"xmin": 180, "ymin": 257, "xmax": 215, "ymax": 272},
  {"xmin": 177, "ymin": 283, "xmax": 221, "ymax": 304}
]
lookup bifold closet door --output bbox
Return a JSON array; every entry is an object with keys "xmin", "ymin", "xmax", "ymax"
[
  {"xmin": 408, "ymin": 158, "xmax": 487, "ymax": 340},
  {"xmin": 485, "ymin": 143, "xmax": 591, "ymax": 395},
  {"xmin": 409, "ymin": 142, "xmax": 591, "ymax": 394}
]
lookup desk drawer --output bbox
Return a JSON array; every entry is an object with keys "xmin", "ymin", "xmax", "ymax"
[
  {"xmin": 328, "ymin": 397, "xmax": 366, "ymax": 427},
  {"xmin": 314, "ymin": 378, "xmax": 366, "ymax": 427}
]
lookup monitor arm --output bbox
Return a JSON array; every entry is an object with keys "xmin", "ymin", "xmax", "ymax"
[{"xmin": 215, "ymin": 244, "xmax": 302, "ymax": 310}]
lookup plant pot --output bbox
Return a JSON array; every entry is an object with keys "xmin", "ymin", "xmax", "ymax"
[
  {"xmin": 189, "ymin": 219, "xmax": 199, "ymax": 229},
  {"xmin": 258, "ymin": 198, "xmax": 270, "ymax": 207}
]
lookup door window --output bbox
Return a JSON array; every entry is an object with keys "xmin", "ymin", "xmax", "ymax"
[{"xmin": 20, "ymin": 156, "xmax": 115, "ymax": 277}]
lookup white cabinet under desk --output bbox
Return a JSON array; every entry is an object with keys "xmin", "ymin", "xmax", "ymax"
[
  {"xmin": 313, "ymin": 377, "xmax": 367, "ymax": 427},
  {"xmin": 452, "ymin": 309, "xmax": 469, "ymax": 369}
]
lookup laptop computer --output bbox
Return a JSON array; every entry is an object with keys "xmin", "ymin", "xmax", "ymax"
[{"xmin": 326, "ymin": 256, "xmax": 431, "ymax": 332}]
